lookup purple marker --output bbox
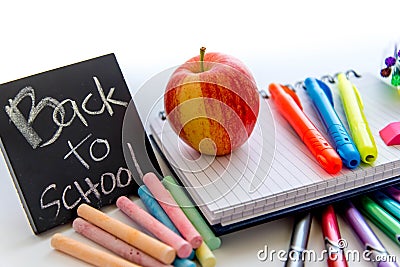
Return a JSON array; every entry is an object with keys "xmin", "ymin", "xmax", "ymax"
[
  {"xmin": 341, "ymin": 201, "xmax": 399, "ymax": 267},
  {"xmin": 385, "ymin": 187, "xmax": 400, "ymax": 203}
]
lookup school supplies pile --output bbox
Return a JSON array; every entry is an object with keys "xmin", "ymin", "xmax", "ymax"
[{"xmin": 150, "ymin": 71, "xmax": 400, "ymax": 235}]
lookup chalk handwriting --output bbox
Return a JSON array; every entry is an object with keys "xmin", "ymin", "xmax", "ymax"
[
  {"xmin": 53, "ymin": 99, "xmax": 88, "ymax": 127},
  {"xmin": 127, "ymin": 142, "xmax": 144, "ymax": 179},
  {"xmin": 64, "ymin": 134, "xmax": 93, "ymax": 169},
  {"xmin": 40, "ymin": 167, "xmax": 132, "ymax": 217},
  {"xmin": 75, "ymin": 178, "xmax": 101, "ymax": 203},
  {"xmin": 5, "ymin": 76, "xmax": 128, "ymax": 149},
  {"xmin": 82, "ymin": 77, "xmax": 128, "ymax": 116},
  {"xmin": 5, "ymin": 86, "xmax": 65, "ymax": 149},
  {"xmin": 40, "ymin": 184, "xmax": 61, "ymax": 218},
  {"xmin": 64, "ymin": 134, "xmax": 110, "ymax": 169},
  {"xmin": 89, "ymin": 138, "xmax": 110, "ymax": 162}
]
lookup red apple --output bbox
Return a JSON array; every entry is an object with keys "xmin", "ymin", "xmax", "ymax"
[{"xmin": 164, "ymin": 47, "xmax": 260, "ymax": 156}]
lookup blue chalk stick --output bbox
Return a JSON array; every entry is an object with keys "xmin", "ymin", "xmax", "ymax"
[
  {"xmin": 138, "ymin": 185, "xmax": 180, "ymax": 235},
  {"xmin": 138, "ymin": 185, "xmax": 195, "ymax": 260},
  {"xmin": 173, "ymin": 258, "xmax": 196, "ymax": 267}
]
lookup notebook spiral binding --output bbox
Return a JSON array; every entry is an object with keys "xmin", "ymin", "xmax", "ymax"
[
  {"xmin": 259, "ymin": 69, "xmax": 362, "ymax": 98},
  {"xmin": 161, "ymin": 70, "xmax": 362, "ymax": 112},
  {"xmin": 294, "ymin": 69, "xmax": 362, "ymax": 90}
]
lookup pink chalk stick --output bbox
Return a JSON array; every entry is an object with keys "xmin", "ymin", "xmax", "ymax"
[
  {"xmin": 117, "ymin": 196, "xmax": 192, "ymax": 258},
  {"xmin": 73, "ymin": 218, "xmax": 172, "ymax": 267},
  {"xmin": 142, "ymin": 172, "xmax": 203, "ymax": 249}
]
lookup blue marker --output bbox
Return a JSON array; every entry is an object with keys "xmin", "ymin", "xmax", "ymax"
[
  {"xmin": 372, "ymin": 191, "xmax": 400, "ymax": 221},
  {"xmin": 138, "ymin": 185, "xmax": 196, "ymax": 261},
  {"xmin": 304, "ymin": 78, "xmax": 360, "ymax": 169}
]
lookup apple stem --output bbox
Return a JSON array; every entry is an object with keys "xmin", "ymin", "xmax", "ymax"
[{"xmin": 200, "ymin": 47, "xmax": 206, "ymax": 72}]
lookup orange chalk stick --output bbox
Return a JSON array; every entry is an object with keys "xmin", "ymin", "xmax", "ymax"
[
  {"xmin": 77, "ymin": 204, "xmax": 176, "ymax": 265},
  {"xmin": 73, "ymin": 218, "xmax": 173, "ymax": 267},
  {"xmin": 51, "ymin": 233, "xmax": 140, "ymax": 267}
]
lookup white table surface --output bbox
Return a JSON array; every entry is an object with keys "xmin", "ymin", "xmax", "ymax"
[{"xmin": 1, "ymin": 1, "xmax": 399, "ymax": 266}]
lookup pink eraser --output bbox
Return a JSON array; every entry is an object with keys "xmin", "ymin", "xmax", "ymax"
[
  {"xmin": 379, "ymin": 122, "xmax": 400, "ymax": 145},
  {"xmin": 143, "ymin": 172, "xmax": 203, "ymax": 249}
]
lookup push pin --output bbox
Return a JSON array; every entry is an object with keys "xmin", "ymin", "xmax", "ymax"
[{"xmin": 380, "ymin": 45, "xmax": 400, "ymax": 88}]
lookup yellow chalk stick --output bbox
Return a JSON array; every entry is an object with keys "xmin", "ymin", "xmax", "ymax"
[
  {"xmin": 77, "ymin": 204, "xmax": 175, "ymax": 265},
  {"xmin": 51, "ymin": 233, "xmax": 140, "ymax": 267},
  {"xmin": 196, "ymin": 242, "xmax": 216, "ymax": 267}
]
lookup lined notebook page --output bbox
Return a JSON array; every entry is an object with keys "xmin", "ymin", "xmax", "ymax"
[{"xmin": 150, "ymin": 74, "xmax": 400, "ymax": 226}]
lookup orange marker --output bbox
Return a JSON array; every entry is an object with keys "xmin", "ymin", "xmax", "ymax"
[{"xmin": 268, "ymin": 83, "xmax": 342, "ymax": 174}]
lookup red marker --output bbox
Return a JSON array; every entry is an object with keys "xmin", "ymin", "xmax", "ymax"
[
  {"xmin": 321, "ymin": 205, "xmax": 348, "ymax": 267},
  {"xmin": 268, "ymin": 83, "xmax": 342, "ymax": 174}
]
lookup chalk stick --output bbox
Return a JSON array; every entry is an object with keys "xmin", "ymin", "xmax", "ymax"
[
  {"xmin": 162, "ymin": 176, "xmax": 222, "ymax": 250},
  {"xmin": 138, "ymin": 185, "xmax": 180, "ymax": 235},
  {"xmin": 77, "ymin": 204, "xmax": 175, "ymax": 265},
  {"xmin": 142, "ymin": 172, "xmax": 203, "ymax": 249},
  {"xmin": 51, "ymin": 233, "xmax": 140, "ymax": 267},
  {"xmin": 117, "ymin": 196, "xmax": 192, "ymax": 258},
  {"xmin": 196, "ymin": 242, "xmax": 216, "ymax": 267},
  {"xmin": 173, "ymin": 258, "xmax": 197, "ymax": 267},
  {"xmin": 138, "ymin": 185, "xmax": 196, "ymax": 260},
  {"xmin": 73, "ymin": 218, "xmax": 172, "ymax": 267}
]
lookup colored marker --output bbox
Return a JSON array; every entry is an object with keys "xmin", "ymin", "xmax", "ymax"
[
  {"xmin": 162, "ymin": 176, "xmax": 222, "ymax": 250},
  {"xmin": 269, "ymin": 83, "xmax": 342, "ymax": 174},
  {"xmin": 357, "ymin": 196, "xmax": 400, "ymax": 246},
  {"xmin": 138, "ymin": 185, "xmax": 196, "ymax": 260},
  {"xmin": 385, "ymin": 186, "xmax": 400, "ymax": 203},
  {"xmin": 77, "ymin": 203, "xmax": 176, "ymax": 265},
  {"xmin": 320, "ymin": 205, "xmax": 348, "ymax": 267},
  {"xmin": 336, "ymin": 73, "xmax": 377, "ymax": 164},
  {"xmin": 117, "ymin": 196, "xmax": 192, "ymax": 258},
  {"xmin": 284, "ymin": 213, "xmax": 312, "ymax": 267},
  {"xmin": 51, "ymin": 233, "xmax": 140, "ymax": 267},
  {"xmin": 372, "ymin": 191, "xmax": 400, "ymax": 221},
  {"xmin": 304, "ymin": 78, "xmax": 360, "ymax": 169},
  {"xmin": 73, "ymin": 218, "xmax": 172, "ymax": 267},
  {"xmin": 143, "ymin": 172, "xmax": 203, "ymax": 249},
  {"xmin": 340, "ymin": 201, "xmax": 398, "ymax": 267}
]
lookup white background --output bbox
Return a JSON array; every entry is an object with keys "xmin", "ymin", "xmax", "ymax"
[{"xmin": 0, "ymin": 1, "xmax": 399, "ymax": 266}]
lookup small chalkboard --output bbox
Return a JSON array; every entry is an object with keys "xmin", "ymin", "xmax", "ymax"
[{"xmin": 0, "ymin": 54, "xmax": 160, "ymax": 234}]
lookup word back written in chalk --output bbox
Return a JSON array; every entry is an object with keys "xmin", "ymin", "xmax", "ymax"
[{"xmin": 0, "ymin": 54, "xmax": 160, "ymax": 234}]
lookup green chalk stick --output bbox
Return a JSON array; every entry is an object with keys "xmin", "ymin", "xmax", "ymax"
[{"xmin": 162, "ymin": 176, "xmax": 222, "ymax": 250}]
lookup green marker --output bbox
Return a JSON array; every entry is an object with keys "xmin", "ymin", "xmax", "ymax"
[
  {"xmin": 372, "ymin": 191, "xmax": 400, "ymax": 222},
  {"xmin": 162, "ymin": 176, "xmax": 222, "ymax": 250},
  {"xmin": 357, "ymin": 195, "xmax": 400, "ymax": 246}
]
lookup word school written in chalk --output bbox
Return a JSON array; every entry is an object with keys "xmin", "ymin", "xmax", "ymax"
[
  {"xmin": 41, "ymin": 167, "xmax": 133, "ymax": 218},
  {"xmin": 5, "ymin": 76, "xmax": 128, "ymax": 149}
]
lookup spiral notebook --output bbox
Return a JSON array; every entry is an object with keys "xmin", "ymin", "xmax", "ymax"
[{"xmin": 150, "ymin": 72, "xmax": 400, "ymax": 235}]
